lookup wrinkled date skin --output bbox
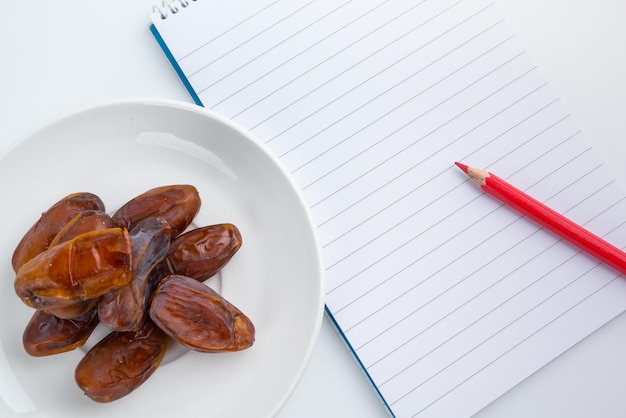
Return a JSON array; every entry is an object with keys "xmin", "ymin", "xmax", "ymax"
[
  {"xmin": 165, "ymin": 223, "xmax": 242, "ymax": 282},
  {"xmin": 23, "ymin": 308, "xmax": 99, "ymax": 357},
  {"xmin": 45, "ymin": 210, "xmax": 114, "ymax": 319},
  {"xmin": 49, "ymin": 210, "xmax": 114, "ymax": 247},
  {"xmin": 111, "ymin": 185, "xmax": 200, "ymax": 237},
  {"xmin": 12, "ymin": 192, "xmax": 105, "ymax": 272},
  {"xmin": 74, "ymin": 320, "xmax": 169, "ymax": 403},
  {"xmin": 150, "ymin": 274, "xmax": 255, "ymax": 353},
  {"xmin": 47, "ymin": 298, "xmax": 99, "ymax": 320},
  {"xmin": 14, "ymin": 228, "xmax": 132, "ymax": 310},
  {"xmin": 99, "ymin": 217, "xmax": 172, "ymax": 332}
]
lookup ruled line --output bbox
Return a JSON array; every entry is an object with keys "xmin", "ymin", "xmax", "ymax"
[
  {"xmin": 289, "ymin": 34, "xmax": 519, "ymax": 171},
  {"xmin": 196, "ymin": 0, "xmax": 356, "ymax": 93},
  {"xmin": 311, "ymin": 75, "xmax": 546, "ymax": 213},
  {"xmin": 264, "ymin": 1, "xmax": 493, "ymax": 145},
  {"xmin": 372, "ymin": 227, "xmax": 550, "ymax": 366},
  {"xmin": 237, "ymin": 0, "xmax": 463, "ymax": 126},
  {"xmin": 300, "ymin": 52, "xmax": 530, "ymax": 195},
  {"xmin": 188, "ymin": 0, "xmax": 318, "ymax": 78},
  {"xmin": 329, "ymin": 184, "xmax": 482, "ymax": 274},
  {"xmin": 318, "ymin": 101, "xmax": 564, "ymax": 232},
  {"xmin": 219, "ymin": 0, "xmax": 404, "ymax": 113},
  {"xmin": 335, "ymin": 189, "xmax": 490, "ymax": 305},
  {"xmin": 384, "ymin": 256, "xmax": 593, "ymax": 395},
  {"xmin": 322, "ymin": 112, "xmax": 571, "ymax": 250},
  {"xmin": 406, "ymin": 261, "xmax": 623, "ymax": 411},
  {"xmin": 412, "ymin": 269, "xmax": 623, "ymax": 417},
  {"xmin": 177, "ymin": 0, "xmax": 282, "ymax": 61}
]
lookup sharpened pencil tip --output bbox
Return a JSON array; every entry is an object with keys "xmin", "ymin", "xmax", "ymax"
[
  {"xmin": 455, "ymin": 161, "xmax": 469, "ymax": 173},
  {"xmin": 456, "ymin": 163, "xmax": 489, "ymax": 187}
]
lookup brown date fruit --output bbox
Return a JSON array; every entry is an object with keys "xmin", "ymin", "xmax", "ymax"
[
  {"xmin": 14, "ymin": 228, "xmax": 132, "ymax": 310},
  {"xmin": 47, "ymin": 298, "xmax": 99, "ymax": 320},
  {"xmin": 44, "ymin": 210, "xmax": 114, "ymax": 319},
  {"xmin": 22, "ymin": 308, "xmax": 99, "ymax": 357},
  {"xmin": 165, "ymin": 223, "xmax": 242, "ymax": 282},
  {"xmin": 74, "ymin": 320, "xmax": 169, "ymax": 403},
  {"xmin": 111, "ymin": 185, "xmax": 200, "ymax": 237},
  {"xmin": 98, "ymin": 217, "xmax": 172, "ymax": 332},
  {"xmin": 12, "ymin": 192, "xmax": 105, "ymax": 272},
  {"xmin": 149, "ymin": 274, "xmax": 255, "ymax": 353},
  {"xmin": 49, "ymin": 210, "xmax": 114, "ymax": 247}
]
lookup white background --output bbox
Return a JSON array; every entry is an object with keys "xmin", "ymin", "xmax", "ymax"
[{"xmin": 1, "ymin": 1, "xmax": 626, "ymax": 416}]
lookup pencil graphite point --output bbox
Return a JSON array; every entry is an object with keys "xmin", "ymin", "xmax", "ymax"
[
  {"xmin": 454, "ymin": 161, "xmax": 469, "ymax": 173},
  {"xmin": 455, "ymin": 162, "xmax": 489, "ymax": 187}
]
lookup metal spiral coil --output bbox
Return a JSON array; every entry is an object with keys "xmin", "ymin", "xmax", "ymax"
[{"xmin": 152, "ymin": 0, "xmax": 195, "ymax": 20}]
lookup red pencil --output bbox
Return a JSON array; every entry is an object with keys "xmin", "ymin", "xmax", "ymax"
[{"xmin": 455, "ymin": 161, "xmax": 626, "ymax": 276}]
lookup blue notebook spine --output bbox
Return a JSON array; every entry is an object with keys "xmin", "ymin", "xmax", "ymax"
[
  {"xmin": 150, "ymin": 0, "xmax": 203, "ymax": 106},
  {"xmin": 325, "ymin": 305, "xmax": 396, "ymax": 418},
  {"xmin": 150, "ymin": 24, "xmax": 203, "ymax": 106}
]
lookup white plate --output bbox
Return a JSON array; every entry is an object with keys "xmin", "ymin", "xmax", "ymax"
[{"xmin": 0, "ymin": 99, "xmax": 324, "ymax": 417}]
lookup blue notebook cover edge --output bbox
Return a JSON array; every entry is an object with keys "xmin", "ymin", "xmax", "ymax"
[
  {"xmin": 150, "ymin": 23, "xmax": 203, "ymax": 106},
  {"xmin": 325, "ymin": 305, "xmax": 396, "ymax": 417}
]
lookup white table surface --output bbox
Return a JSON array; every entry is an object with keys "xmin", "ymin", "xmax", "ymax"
[{"xmin": 2, "ymin": 1, "xmax": 626, "ymax": 417}]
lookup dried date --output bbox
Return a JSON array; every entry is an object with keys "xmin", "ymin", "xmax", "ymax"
[
  {"xmin": 74, "ymin": 320, "xmax": 169, "ymax": 403},
  {"xmin": 111, "ymin": 185, "xmax": 200, "ymax": 236},
  {"xmin": 14, "ymin": 228, "xmax": 132, "ymax": 310},
  {"xmin": 12, "ymin": 192, "xmax": 105, "ymax": 272},
  {"xmin": 22, "ymin": 308, "xmax": 99, "ymax": 357},
  {"xmin": 149, "ymin": 274, "xmax": 255, "ymax": 353},
  {"xmin": 47, "ymin": 298, "xmax": 99, "ymax": 320},
  {"xmin": 165, "ymin": 223, "xmax": 242, "ymax": 282},
  {"xmin": 98, "ymin": 217, "xmax": 171, "ymax": 331},
  {"xmin": 49, "ymin": 210, "xmax": 114, "ymax": 247},
  {"xmin": 44, "ymin": 210, "xmax": 114, "ymax": 319}
]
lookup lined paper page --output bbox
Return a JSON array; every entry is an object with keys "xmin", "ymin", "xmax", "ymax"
[{"xmin": 152, "ymin": 0, "xmax": 626, "ymax": 416}]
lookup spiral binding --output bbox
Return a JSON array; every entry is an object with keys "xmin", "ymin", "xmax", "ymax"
[{"xmin": 153, "ymin": 0, "xmax": 196, "ymax": 20}]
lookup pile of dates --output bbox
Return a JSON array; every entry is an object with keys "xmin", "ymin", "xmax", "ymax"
[{"xmin": 11, "ymin": 185, "xmax": 255, "ymax": 403}]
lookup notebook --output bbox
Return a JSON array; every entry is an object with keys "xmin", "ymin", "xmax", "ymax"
[{"xmin": 149, "ymin": 1, "xmax": 626, "ymax": 416}]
